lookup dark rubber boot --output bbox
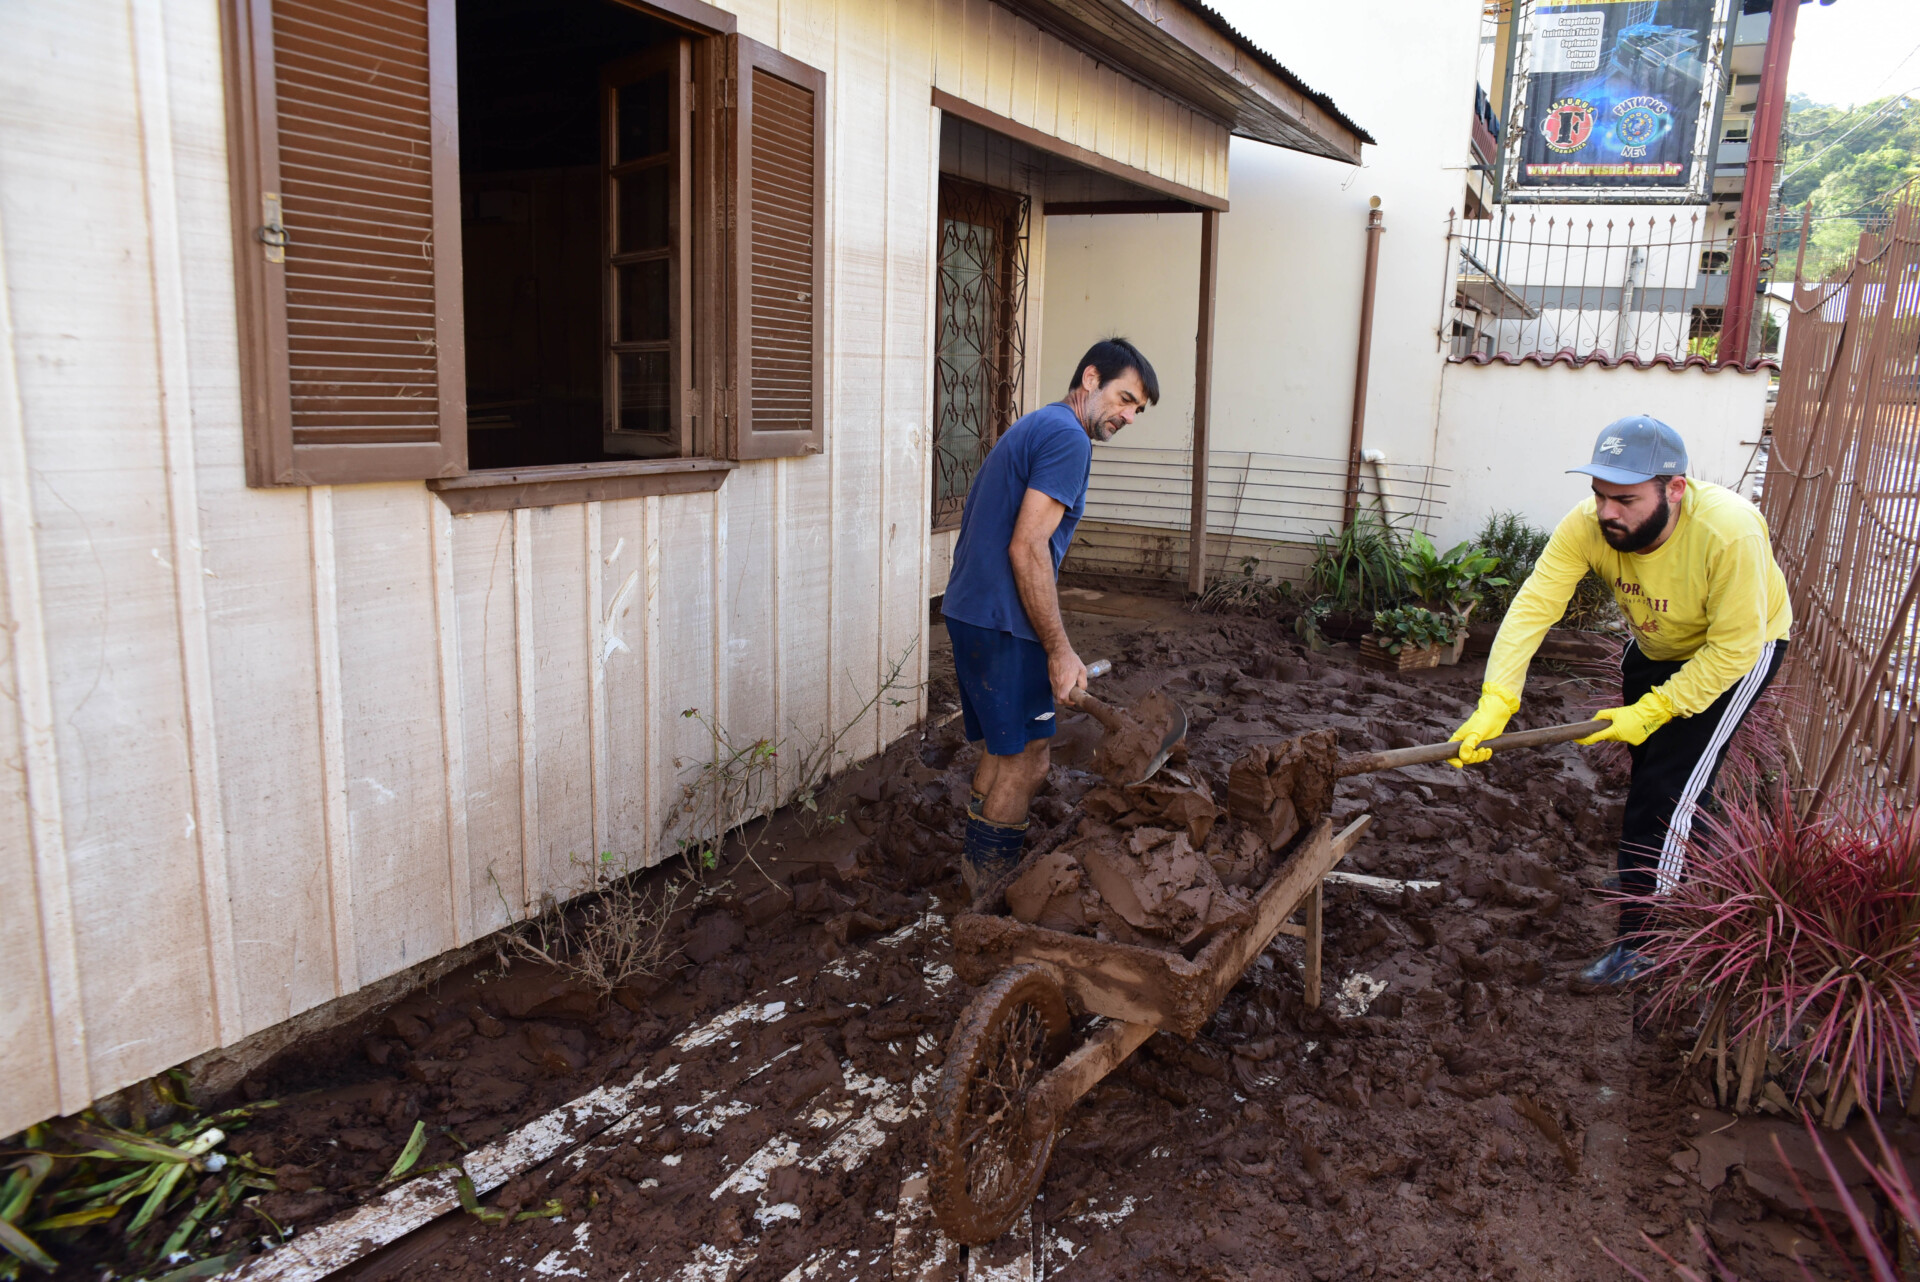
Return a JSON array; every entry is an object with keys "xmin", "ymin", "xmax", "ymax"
[{"xmin": 961, "ymin": 814, "xmax": 1026, "ymax": 897}]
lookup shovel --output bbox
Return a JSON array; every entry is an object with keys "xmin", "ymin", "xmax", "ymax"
[
  {"xmin": 1335, "ymin": 718, "xmax": 1609, "ymax": 778},
  {"xmin": 1065, "ymin": 658, "xmax": 1188, "ymax": 786}
]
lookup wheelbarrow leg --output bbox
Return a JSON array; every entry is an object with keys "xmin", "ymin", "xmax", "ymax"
[
  {"xmin": 1302, "ymin": 882, "xmax": 1324, "ymax": 1010},
  {"xmin": 1031, "ymin": 1017, "xmax": 1156, "ymax": 1129}
]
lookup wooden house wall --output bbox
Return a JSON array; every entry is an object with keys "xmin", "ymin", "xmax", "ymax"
[{"xmin": 0, "ymin": 0, "xmax": 1231, "ymax": 1137}]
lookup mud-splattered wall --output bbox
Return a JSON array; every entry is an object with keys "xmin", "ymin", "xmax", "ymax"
[{"xmin": 0, "ymin": 0, "xmax": 1238, "ymax": 1137}]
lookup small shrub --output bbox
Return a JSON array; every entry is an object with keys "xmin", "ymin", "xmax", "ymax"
[
  {"xmin": 1474, "ymin": 511, "xmax": 1548, "ymax": 621},
  {"xmin": 1306, "ymin": 515, "xmax": 1407, "ymax": 615},
  {"xmin": 1370, "ymin": 606, "xmax": 1460, "ymax": 655},
  {"xmin": 1396, "ymin": 531, "xmax": 1506, "ymax": 617},
  {"xmin": 1195, "ymin": 554, "xmax": 1291, "ymax": 615},
  {"xmin": 1471, "ymin": 509, "xmax": 1619, "ymax": 631},
  {"xmin": 505, "ymin": 871, "xmax": 688, "ymax": 999},
  {"xmin": 1631, "ymin": 784, "xmax": 1920, "ymax": 1123}
]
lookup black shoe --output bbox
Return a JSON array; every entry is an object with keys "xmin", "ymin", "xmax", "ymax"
[{"xmin": 1572, "ymin": 943, "xmax": 1648, "ymax": 989}]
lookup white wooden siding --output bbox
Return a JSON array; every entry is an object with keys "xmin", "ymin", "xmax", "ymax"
[{"xmin": 0, "ymin": 0, "xmax": 1231, "ymax": 1139}]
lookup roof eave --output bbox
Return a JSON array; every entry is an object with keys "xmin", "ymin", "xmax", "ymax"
[{"xmin": 1006, "ymin": 0, "xmax": 1371, "ymax": 166}]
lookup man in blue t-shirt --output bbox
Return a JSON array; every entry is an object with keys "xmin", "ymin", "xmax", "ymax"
[{"xmin": 943, "ymin": 337, "xmax": 1160, "ymax": 893}]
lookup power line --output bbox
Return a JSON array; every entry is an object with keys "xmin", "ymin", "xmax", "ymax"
[{"xmin": 1781, "ymin": 89, "xmax": 1920, "ymax": 182}]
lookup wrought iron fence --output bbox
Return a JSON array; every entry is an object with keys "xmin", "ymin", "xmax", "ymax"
[
  {"xmin": 1760, "ymin": 180, "xmax": 1920, "ymax": 810},
  {"xmin": 1064, "ymin": 446, "xmax": 1450, "ymax": 582},
  {"xmin": 1444, "ymin": 206, "xmax": 1764, "ymax": 364}
]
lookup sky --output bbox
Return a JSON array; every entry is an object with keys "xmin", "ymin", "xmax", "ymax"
[{"xmin": 1787, "ymin": 0, "xmax": 1920, "ymax": 109}]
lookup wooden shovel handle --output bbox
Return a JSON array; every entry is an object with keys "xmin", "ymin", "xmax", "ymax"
[
  {"xmin": 1065, "ymin": 659, "xmax": 1123, "ymax": 731},
  {"xmin": 1336, "ymin": 718, "xmax": 1610, "ymax": 778}
]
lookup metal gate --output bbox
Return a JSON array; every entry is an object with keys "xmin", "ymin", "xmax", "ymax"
[{"xmin": 1760, "ymin": 180, "xmax": 1920, "ymax": 810}]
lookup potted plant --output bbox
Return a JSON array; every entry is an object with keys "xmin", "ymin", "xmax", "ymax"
[
  {"xmin": 1362, "ymin": 605, "xmax": 1461, "ymax": 672},
  {"xmin": 1396, "ymin": 533, "xmax": 1506, "ymax": 664}
]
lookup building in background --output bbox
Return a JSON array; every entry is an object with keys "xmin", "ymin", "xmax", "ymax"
[{"xmin": 1040, "ymin": 0, "xmax": 1774, "ymax": 584}]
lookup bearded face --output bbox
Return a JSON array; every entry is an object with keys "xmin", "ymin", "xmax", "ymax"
[{"xmin": 1598, "ymin": 485, "xmax": 1672, "ymax": 552}]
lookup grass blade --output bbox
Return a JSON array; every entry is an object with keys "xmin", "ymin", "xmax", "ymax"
[
  {"xmin": 0, "ymin": 1219, "xmax": 56, "ymax": 1274},
  {"xmin": 125, "ymin": 1162, "xmax": 188, "ymax": 1236},
  {"xmin": 0, "ymin": 1158, "xmax": 52, "ymax": 1224},
  {"xmin": 27, "ymin": 1205, "xmax": 119, "ymax": 1231},
  {"xmin": 382, "ymin": 1122, "xmax": 428, "ymax": 1184},
  {"xmin": 453, "ymin": 1172, "xmax": 505, "ymax": 1225}
]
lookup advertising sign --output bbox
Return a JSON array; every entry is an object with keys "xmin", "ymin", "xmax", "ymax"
[{"xmin": 1499, "ymin": 0, "xmax": 1734, "ymax": 203}]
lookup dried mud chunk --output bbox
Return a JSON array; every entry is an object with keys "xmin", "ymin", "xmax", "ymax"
[
  {"xmin": 1005, "ymin": 850, "xmax": 1086, "ymax": 933},
  {"xmin": 1227, "ymin": 730, "xmax": 1340, "ymax": 845},
  {"xmin": 683, "ymin": 910, "xmax": 745, "ymax": 964},
  {"xmin": 1089, "ymin": 689, "xmax": 1184, "ymax": 783},
  {"xmin": 1210, "ymin": 829, "xmax": 1272, "ymax": 889}
]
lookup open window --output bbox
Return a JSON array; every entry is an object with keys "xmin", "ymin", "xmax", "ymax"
[{"xmin": 224, "ymin": 0, "xmax": 825, "ymax": 493}]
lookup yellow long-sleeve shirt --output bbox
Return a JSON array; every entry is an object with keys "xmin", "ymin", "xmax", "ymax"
[{"xmin": 1485, "ymin": 479, "xmax": 1792, "ymax": 717}]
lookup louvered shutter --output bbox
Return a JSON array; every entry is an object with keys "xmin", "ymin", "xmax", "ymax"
[
  {"xmin": 226, "ymin": 0, "xmax": 467, "ymax": 486},
  {"xmin": 726, "ymin": 38, "xmax": 825, "ymax": 460}
]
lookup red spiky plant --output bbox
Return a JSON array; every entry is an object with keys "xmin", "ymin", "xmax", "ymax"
[
  {"xmin": 1606, "ymin": 1114, "xmax": 1920, "ymax": 1281},
  {"xmin": 1628, "ymin": 782, "xmax": 1920, "ymax": 1121}
]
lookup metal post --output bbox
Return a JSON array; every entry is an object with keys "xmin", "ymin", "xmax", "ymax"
[
  {"xmin": 1343, "ymin": 199, "xmax": 1386, "ymax": 528},
  {"xmin": 1720, "ymin": 0, "xmax": 1800, "ymax": 365},
  {"xmin": 1187, "ymin": 208, "xmax": 1220, "ymax": 597}
]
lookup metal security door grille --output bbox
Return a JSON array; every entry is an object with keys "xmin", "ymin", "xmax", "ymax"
[{"xmin": 932, "ymin": 177, "xmax": 1028, "ymax": 531}]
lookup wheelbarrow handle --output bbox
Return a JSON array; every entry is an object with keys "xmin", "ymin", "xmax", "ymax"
[{"xmin": 1336, "ymin": 718, "xmax": 1610, "ymax": 778}]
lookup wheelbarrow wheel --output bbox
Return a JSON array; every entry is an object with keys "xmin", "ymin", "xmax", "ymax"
[{"xmin": 928, "ymin": 963, "xmax": 1072, "ymax": 1245}]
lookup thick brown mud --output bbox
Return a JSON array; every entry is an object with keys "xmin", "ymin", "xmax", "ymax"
[{"xmin": 142, "ymin": 600, "xmax": 1917, "ymax": 1282}]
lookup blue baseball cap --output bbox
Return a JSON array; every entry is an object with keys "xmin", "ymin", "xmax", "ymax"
[{"xmin": 1569, "ymin": 415, "xmax": 1689, "ymax": 485}]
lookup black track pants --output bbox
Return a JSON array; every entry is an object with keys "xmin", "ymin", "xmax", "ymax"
[{"xmin": 1616, "ymin": 638, "xmax": 1787, "ymax": 941}]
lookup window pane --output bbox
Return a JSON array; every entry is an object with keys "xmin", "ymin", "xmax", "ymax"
[
  {"xmin": 617, "ymin": 75, "xmax": 670, "ymax": 163},
  {"xmin": 617, "ymin": 167, "xmax": 669, "ymax": 254},
  {"xmin": 616, "ymin": 260, "xmax": 670, "ymax": 343},
  {"xmin": 616, "ymin": 351, "xmax": 672, "ymax": 435}
]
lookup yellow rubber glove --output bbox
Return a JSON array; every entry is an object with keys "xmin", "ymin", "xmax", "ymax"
[
  {"xmin": 1577, "ymin": 690, "xmax": 1676, "ymax": 747},
  {"xmin": 1448, "ymin": 683, "xmax": 1521, "ymax": 767}
]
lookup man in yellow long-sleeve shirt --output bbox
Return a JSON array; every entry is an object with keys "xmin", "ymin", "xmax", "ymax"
[{"xmin": 1448, "ymin": 416, "xmax": 1792, "ymax": 987}]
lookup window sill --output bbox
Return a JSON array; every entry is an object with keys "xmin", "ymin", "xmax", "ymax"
[{"xmin": 428, "ymin": 458, "xmax": 736, "ymax": 513}]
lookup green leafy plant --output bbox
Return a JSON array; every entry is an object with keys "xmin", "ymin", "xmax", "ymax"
[
  {"xmin": 1472, "ymin": 510, "xmax": 1621, "ymax": 632},
  {"xmin": 0, "ymin": 1079, "xmax": 280, "ymax": 1279},
  {"xmin": 1306, "ymin": 515, "xmax": 1407, "ymax": 616},
  {"xmin": 1473, "ymin": 512, "xmax": 1549, "ymax": 621},
  {"xmin": 1369, "ymin": 606, "xmax": 1461, "ymax": 656},
  {"xmin": 1396, "ymin": 532, "xmax": 1506, "ymax": 617}
]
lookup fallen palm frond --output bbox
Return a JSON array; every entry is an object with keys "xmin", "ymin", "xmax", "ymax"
[
  {"xmin": 1628, "ymin": 782, "xmax": 1920, "ymax": 1124},
  {"xmin": 0, "ymin": 1077, "xmax": 279, "ymax": 1279}
]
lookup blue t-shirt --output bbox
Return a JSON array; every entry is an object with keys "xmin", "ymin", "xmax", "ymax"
[{"xmin": 943, "ymin": 401, "xmax": 1092, "ymax": 643}]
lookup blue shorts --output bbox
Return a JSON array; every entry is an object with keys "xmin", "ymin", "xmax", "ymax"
[{"xmin": 947, "ymin": 617, "xmax": 1056, "ymax": 756}]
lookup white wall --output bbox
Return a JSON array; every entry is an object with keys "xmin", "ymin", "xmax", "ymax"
[
  {"xmin": 0, "ymin": 0, "xmax": 1233, "ymax": 1139},
  {"xmin": 1433, "ymin": 360, "xmax": 1771, "ymax": 544},
  {"xmin": 1041, "ymin": 0, "xmax": 1484, "ymax": 474}
]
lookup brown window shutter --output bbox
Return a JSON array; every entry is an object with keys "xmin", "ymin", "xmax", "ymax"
[
  {"xmin": 725, "ymin": 37, "xmax": 825, "ymax": 460},
  {"xmin": 225, "ymin": 0, "xmax": 466, "ymax": 486}
]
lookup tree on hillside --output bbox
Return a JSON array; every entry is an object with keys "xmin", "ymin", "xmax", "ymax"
[{"xmin": 1773, "ymin": 93, "xmax": 1920, "ymax": 279}]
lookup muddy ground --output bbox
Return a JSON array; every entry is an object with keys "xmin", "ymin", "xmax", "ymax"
[{"xmin": 126, "ymin": 589, "xmax": 1918, "ymax": 1281}]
